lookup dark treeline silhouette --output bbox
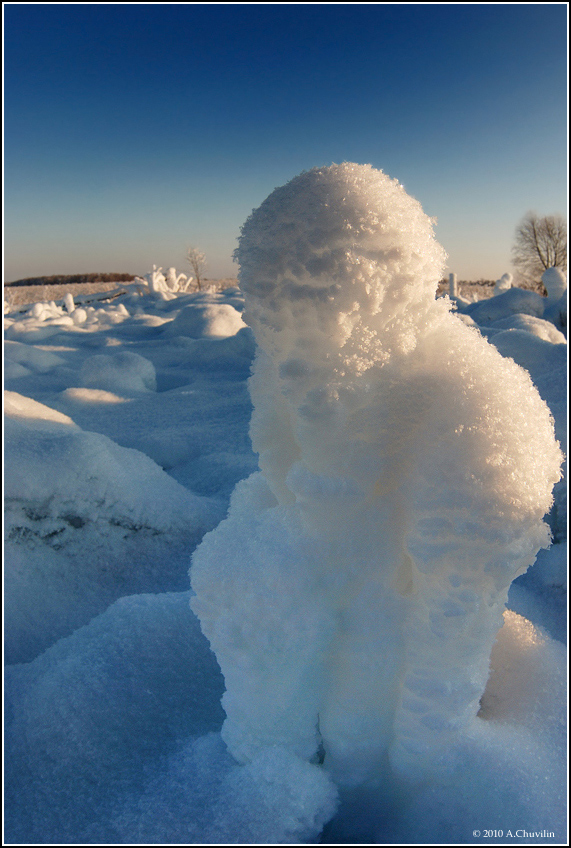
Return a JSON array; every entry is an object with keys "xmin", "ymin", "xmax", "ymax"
[{"xmin": 6, "ymin": 273, "xmax": 135, "ymax": 287}]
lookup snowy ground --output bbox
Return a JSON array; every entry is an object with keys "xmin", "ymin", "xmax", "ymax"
[{"xmin": 3, "ymin": 276, "xmax": 568, "ymax": 844}]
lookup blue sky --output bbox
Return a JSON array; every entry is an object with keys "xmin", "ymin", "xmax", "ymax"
[{"xmin": 4, "ymin": 3, "xmax": 568, "ymax": 282}]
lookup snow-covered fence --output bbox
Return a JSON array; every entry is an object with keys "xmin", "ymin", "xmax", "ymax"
[{"xmin": 191, "ymin": 163, "xmax": 562, "ymax": 787}]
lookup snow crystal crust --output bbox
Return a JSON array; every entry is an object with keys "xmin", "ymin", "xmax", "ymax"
[{"xmin": 191, "ymin": 163, "xmax": 563, "ymax": 787}]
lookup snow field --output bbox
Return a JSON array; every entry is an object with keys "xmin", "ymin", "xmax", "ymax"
[{"xmin": 3, "ymin": 166, "xmax": 568, "ymax": 844}]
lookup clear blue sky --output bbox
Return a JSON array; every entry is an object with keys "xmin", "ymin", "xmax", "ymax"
[{"xmin": 4, "ymin": 3, "xmax": 567, "ymax": 282}]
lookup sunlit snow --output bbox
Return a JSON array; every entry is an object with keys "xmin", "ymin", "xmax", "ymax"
[{"xmin": 3, "ymin": 165, "xmax": 567, "ymax": 845}]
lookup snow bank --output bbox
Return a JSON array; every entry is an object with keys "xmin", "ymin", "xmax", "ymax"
[
  {"xmin": 485, "ymin": 313, "xmax": 566, "ymax": 344},
  {"xmin": 462, "ymin": 286, "xmax": 546, "ymax": 324},
  {"xmin": 489, "ymin": 329, "xmax": 567, "ymax": 385},
  {"xmin": 4, "ymin": 590, "xmax": 337, "ymax": 845},
  {"xmin": 191, "ymin": 163, "xmax": 563, "ymax": 789},
  {"xmin": 4, "ymin": 392, "xmax": 219, "ymax": 662},
  {"xmin": 4, "ymin": 592, "xmax": 224, "ymax": 843}
]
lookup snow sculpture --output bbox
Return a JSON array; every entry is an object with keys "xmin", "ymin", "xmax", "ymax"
[
  {"xmin": 147, "ymin": 265, "xmax": 168, "ymax": 294},
  {"xmin": 494, "ymin": 272, "xmax": 512, "ymax": 294},
  {"xmin": 191, "ymin": 163, "xmax": 562, "ymax": 787},
  {"xmin": 135, "ymin": 265, "xmax": 195, "ymax": 298},
  {"xmin": 165, "ymin": 266, "xmax": 194, "ymax": 293}
]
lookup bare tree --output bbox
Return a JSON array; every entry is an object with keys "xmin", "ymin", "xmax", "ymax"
[
  {"xmin": 186, "ymin": 247, "xmax": 207, "ymax": 291},
  {"xmin": 512, "ymin": 212, "xmax": 567, "ymax": 292}
]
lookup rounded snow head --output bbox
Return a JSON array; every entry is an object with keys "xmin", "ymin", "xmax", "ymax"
[
  {"xmin": 494, "ymin": 273, "xmax": 513, "ymax": 294},
  {"xmin": 542, "ymin": 267, "xmax": 567, "ymax": 302},
  {"xmin": 235, "ymin": 163, "xmax": 447, "ymax": 357}
]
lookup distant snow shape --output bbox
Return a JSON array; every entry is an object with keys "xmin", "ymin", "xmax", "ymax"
[
  {"xmin": 493, "ymin": 272, "xmax": 512, "ymax": 294},
  {"xmin": 542, "ymin": 266, "xmax": 567, "ymax": 303},
  {"xmin": 191, "ymin": 163, "xmax": 563, "ymax": 789},
  {"xmin": 542, "ymin": 266, "xmax": 567, "ymax": 334}
]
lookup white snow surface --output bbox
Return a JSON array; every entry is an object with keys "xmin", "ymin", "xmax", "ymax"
[
  {"xmin": 3, "ymin": 166, "xmax": 568, "ymax": 844},
  {"xmin": 192, "ymin": 163, "xmax": 563, "ymax": 789}
]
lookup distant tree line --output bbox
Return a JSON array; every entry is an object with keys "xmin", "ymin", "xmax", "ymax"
[{"xmin": 6, "ymin": 272, "xmax": 135, "ymax": 287}]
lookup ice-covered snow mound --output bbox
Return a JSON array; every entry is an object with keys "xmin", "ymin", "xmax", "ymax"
[
  {"xmin": 4, "ymin": 391, "xmax": 220, "ymax": 662},
  {"xmin": 191, "ymin": 163, "xmax": 563, "ymax": 789}
]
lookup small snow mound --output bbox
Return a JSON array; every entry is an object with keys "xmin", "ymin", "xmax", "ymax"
[
  {"xmin": 489, "ymin": 313, "xmax": 567, "ymax": 344},
  {"xmin": 480, "ymin": 610, "xmax": 566, "ymax": 737},
  {"xmin": 71, "ymin": 307, "xmax": 88, "ymax": 324},
  {"xmin": 4, "ymin": 390, "xmax": 78, "ymax": 429},
  {"xmin": 4, "ymin": 340, "xmax": 66, "ymax": 376},
  {"xmin": 80, "ymin": 350, "xmax": 157, "ymax": 393},
  {"xmin": 164, "ymin": 302, "xmax": 246, "ymax": 338}
]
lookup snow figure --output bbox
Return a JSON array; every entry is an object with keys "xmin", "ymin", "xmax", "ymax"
[
  {"xmin": 190, "ymin": 164, "xmax": 562, "ymax": 788},
  {"xmin": 135, "ymin": 265, "xmax": 176, "ymax": 300},
  {"xmin": 542, "ymin": 267, "xmax": 567, "ymax": 334},
  {"xmin": 494, "ymin": 272, "xmax": 512, "ymax": 294},
  {"xmin": 147, "ymin": 265, "xmax": 167, "ymax": 294},
  {"xmin": 542, "ymin": 266, "xmax": 566, "ymax": 303}
]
